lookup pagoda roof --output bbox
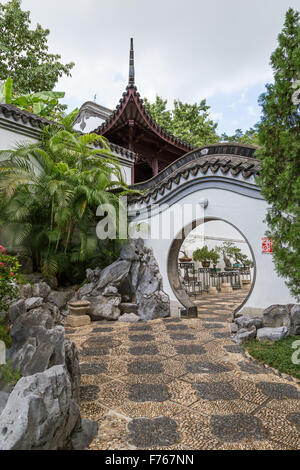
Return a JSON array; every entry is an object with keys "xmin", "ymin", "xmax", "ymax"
[
  {"xmin": 94, "ymin": 85, "xmax": 193, "ymax": 153},
  {"xmin": 94, "ymin": 39, "xmax": 193, "ymax": 155}
]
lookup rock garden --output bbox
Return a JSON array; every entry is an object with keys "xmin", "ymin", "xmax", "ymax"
[
  {"xmin": 0, "ymin": 239, "xmax": 172, "ymax": 449},
  {"xmin": 0, "ymin": 237, "xmax": 299, "ymax": 449}
]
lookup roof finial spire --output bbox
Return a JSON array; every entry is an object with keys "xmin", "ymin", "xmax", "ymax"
[{"xmin": 128, "ymin": 37, "xmax": 135, "ymax": 86}]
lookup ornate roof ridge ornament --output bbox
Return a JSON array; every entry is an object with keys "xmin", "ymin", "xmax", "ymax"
[{"xmin": 128, "ymin": 37, "xmax": 135, "ymax": 86}]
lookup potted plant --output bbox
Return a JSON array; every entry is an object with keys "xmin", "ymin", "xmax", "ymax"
[
  {"xmin": 193, "ymin": 245, "xmax": 211, "ymax": 267},
  {"xmin": 240, "ymin": 254, "xmax": 254, "ymax": 269},
  {"xmin": 209, "ymin": 249, "xmax": 220, "ymax": 269},
  {"xmin": 179, "ymin": 250, "xmax": 192, "ymax": 263},
  {"xmin": 216, "ymin": 242, "xmax": 237, "ymax": 270}
]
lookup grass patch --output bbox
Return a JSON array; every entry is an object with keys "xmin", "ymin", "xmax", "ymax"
[
  {"xmin": 0, "ymin": 362, "xmax": 21, "ymax": 386},
  {"xmin": 244, "ymin": 336, "xmax": 300, "ymax": 380},
  {"xmin": 0, "ymin": 319, "xmax": 12, "ymax": 349}
]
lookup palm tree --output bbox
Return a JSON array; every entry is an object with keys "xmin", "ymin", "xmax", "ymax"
[{"xmin": 0, "ymin": 111, "xmax": 135, "ymax": 283}]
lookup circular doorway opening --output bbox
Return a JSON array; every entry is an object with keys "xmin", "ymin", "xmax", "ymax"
[{"xmin": 167, "ymin": 218, "xmax": 256, "ymax": 319}]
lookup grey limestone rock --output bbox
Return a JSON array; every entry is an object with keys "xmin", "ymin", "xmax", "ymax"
[
  {"xmin": 47, "ymin": 290, "xmax": 73, "ymax": 310},
  {"xmin": 257, "ymin": 326, "xmax": 289, "ymax": 343},
  {"xmin": 70, "ymin": 419, "xmax": 98, "ymax": 450},
  {"xmin": 18, "ymin": 284, "xmax": 32, "ymax": 299},
  {"xmin": 103, "ymin": 285, "xmax": 119, "ymax": 297},
  {"xmin": 87, "ymin": 295, "xmax": 121, "ymax": 321},
  {"xmin": 0, "ymin": 365, "xmax": 81, "ymax": 450},
  {"xmin": 32, "ymin": 282, "xmax": 51, "ymax": 299},
  {"xmin": 263, "ymin": 304, "xmax": 292, "ymax": 331},
  {"xmin": 235, "ymin": 315, "xmax": 263, "ymax": 330},
  {"xmin": 232, "ymin": 326, "xmax": 257, "ymax": 345},
  {"xmin": 291, "ymin": 305, "xmax": 300, "ymax": 336},
  {"xmin": 25, "ymin": 297, "xmax": 43, "ymax": 311},
  {"xmin": 118, "ymin": 313, "xmax": 141, "ymax": 323},
  {"xmin": 7, "ymin": 299, "xmax": 26, "ymax": 323}
]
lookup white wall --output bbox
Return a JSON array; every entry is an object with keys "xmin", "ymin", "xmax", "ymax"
[
  {"xmin": 0, "ymin": 127, "xmax": 36, "ymax": 149},
  {"xmin": 73, "ymin": 115, "xmax": 106, "ymax": 134},
  {"xmin": 134, "ymin": 187, "xmax": 296, "ymax": 313},
  {"xmin": 120, "ymin": 165, "xmax": 132, "ymax": 185},
  {"xmin": 0, "ymin": 125, "xmax": 133, "ymax": 184}
]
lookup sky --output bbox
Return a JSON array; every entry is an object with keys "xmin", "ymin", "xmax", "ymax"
[{"xmin": 13, "ymin": 0, "xmax": 300, "ymax": 134}]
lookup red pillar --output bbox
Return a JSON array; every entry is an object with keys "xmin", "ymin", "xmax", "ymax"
[{"xmin": 152, "ymin": 158, "xmax": 159, "ymax": 176}]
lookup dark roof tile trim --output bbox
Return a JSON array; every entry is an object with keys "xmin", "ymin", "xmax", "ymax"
[
  {"xmin": 129, "ymin": 144, "xmax": 261, "ymax": 204},
  {"xmin": 0, "ymin": 103, "xmax": 137, "ymax": 161},
  {"xmin": 0, "ymin": 102, "xmax": 53, "ymax": 127}
]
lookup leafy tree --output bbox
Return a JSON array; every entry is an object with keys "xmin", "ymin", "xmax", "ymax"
[
  {"xmin": 221, "ymin": 127, "xmax": 259, "ymax": 146},
  {"xmin": 0, "ymin": 245, "xmax": 20, "ymax": 314},
  {"xmin": 144, "ymin": 96, "xmax": 218, "ymax": 147},
  {"xmin": 215, "ymin": 241, "xmax": 237, "ymax": 268},
  {"xmin": 0, "ymin": 77, "xmax": 65, "ymax": 120},
  {"xmin": 0, "ymin": 110, "xmax": 134, "ymax": 284},
  {"xmin": 0, "ymin": 0, "xmax": 74, "ymax": 93},
  {"xmin": 143, "ymin": 96, "xmax": 172, "ymax": 133},
  {"xmin": 256, "ymin": 8, "xmax": 300, "ymax": 300}
]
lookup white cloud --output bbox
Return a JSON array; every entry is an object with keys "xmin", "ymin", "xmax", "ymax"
[
  {"xmin": 238, "ymin": 92, "xmax": 248, "ymax": 104},
  {"xmin": 247, "ymin": 105, "xmax": 257, "ymax": 117},
  {"xmin": 209, "ymin": 111, "xmax": 223, "ymax": 122},
  {"xmin": 10, "ymin": 0, "xmax": 299, "ymax": 122}
]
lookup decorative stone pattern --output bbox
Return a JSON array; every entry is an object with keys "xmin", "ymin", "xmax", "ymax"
[
  {"xmin": 86, "ymin": 336, "xmax": 113, "ymax": 345},
  {"xmin": 211, "ymin": 414, "xmax": 268, "ymax": 442},
  {"xmin": 129, "ymin": 345, "xmax": 159, "ymax": 356},
  {"xmin": 238, "ymin": 361, "xmax": 269, "ymax": 375},
  {"xmin": 80, "ymin": 385, "xmax": 100, "ymax": 402},
  {"xmin": 212, "ymin": 332, "xmax": 231, "ymax": 339},
  {"xmin": 129, "ymin": 325, "xmax": 153, "ymax": 332},
  {"xmin": 202, "ymin": 323, "xmax": 225, "ymax": 329},
  {"xmin": 224, "ymin": 345, "xmax": 243, "ymax": 353},
  {"xmin": 175, "ymin": 345, "xmax": 206, "ymax": 355},
  {"xmin": 81, "ymin": 346, "xmax": 109, "ymax": 357},
  {"xmin": 165, "ymin": 324, "xmax": 189, "ymax": 331},
  {"xmin": 128, "ymin": 417, "xmax": 179, "ymax": 448},
  {"xmin": 163, "ymin": 318, "xmax": 182, "ymax": 323},
  {"xmin": 69, "ymin": 303, "xmax": 300, "ymax": 450},
  {"xmin": 128, "ymin": 361, "xmax": 164, "ymax": 375},
  {"xmin": 194, "ymin": 382, "xmax": 239, "ymax": 401},
  {"xmin": 129, "ymin": 334, "xmax": 155, "ymax": 342},
  {"xmin": 287, "ymin": 413, "xmax": 300, "ymax": 430},
  {"xmin": 128, "ymin": 384, "xmax": 170, "ymax": 402},
  {"xmin": 169, "ymin": 333, "xmax": 196, "ymax": 341},
  {"xmin": 92, "ymin": 327, "xmax": 114, "ymax": 333},
  {"xmin": 185, "ymin": 362, "xmax": 231, "ymax": 374},
  {"xmin": 80, "ymin": 363, "xmax": 108, "ymax": 375},
  {"xmin": 256, "ymin": 382, "xmax": 300, "ymax": 400}
]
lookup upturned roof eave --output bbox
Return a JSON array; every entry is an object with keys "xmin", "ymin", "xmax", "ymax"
[{"xmin": 93, "ymin": 85, "xmax": 194, "ymax": 154}]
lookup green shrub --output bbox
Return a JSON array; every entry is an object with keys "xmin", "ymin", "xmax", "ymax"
[
  {"xmin": 244, "ymin": 336, "xmax": 300, "ymax": 380},
  {"xmin": 0, "ymin": 247, "xmax": 20, "ymax": 312},
  {"xmin": 193, "ymin": 246, "xmax": 219, "ymax": 264},
  {"xmin": 0, "ymin": 319, "xmax": 12, "ymax": 349},
  {"xmin": 0, "ymin": 361, "xmax": 21, "ymax": 386}
]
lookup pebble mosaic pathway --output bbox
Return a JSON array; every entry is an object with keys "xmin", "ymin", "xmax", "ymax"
[{"xmin": 67, "ymin": 291, "xmax": 300, "ymax": 450}]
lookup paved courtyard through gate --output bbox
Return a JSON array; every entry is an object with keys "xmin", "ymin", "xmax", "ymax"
[{"xmin": 66, "ymin": 299, "xmax": 300, "ymax": 450}]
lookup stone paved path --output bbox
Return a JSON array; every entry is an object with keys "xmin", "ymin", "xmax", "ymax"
[{"xmin": 66, "ymin": 294, "xmax": 300, "ymax": 450}]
